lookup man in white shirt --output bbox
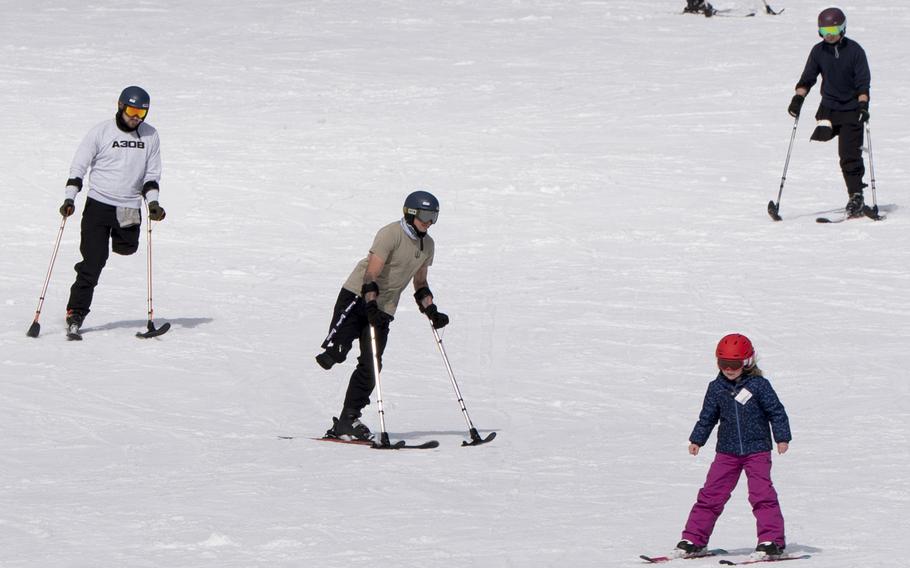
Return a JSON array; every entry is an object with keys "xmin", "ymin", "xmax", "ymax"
[{"xmin": 59, "ymin": 86, "xmax": 166, "ymax": 336}]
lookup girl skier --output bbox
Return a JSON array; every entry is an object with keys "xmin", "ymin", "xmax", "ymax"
[{"xmin": 675, "ymin": 334, "xmax": 792, "ymax": 559}]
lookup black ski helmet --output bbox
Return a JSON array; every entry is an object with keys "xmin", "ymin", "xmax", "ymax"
[
  {"xmin": 118, "ymin": 86, "xmax": 150, "ymax": 110},
  {"xmin": 818, "ymin": 7, "xmax": 846, "ymax": 36},
  {"xmin": 403, "ymin": 190, "xmax": 440, "ymax": 225}
]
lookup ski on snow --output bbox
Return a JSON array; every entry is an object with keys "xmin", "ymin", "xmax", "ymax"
[
  {"xmin": 719, "ymin": 554, "xmax": 811, "ymax": 565},
  {"xmin": 278, "ymin": 435, "xmax": 439, "ymax": 450},
  {"xmin": 817, "ymin": 205, "xmax": 886, "ymax": 223},
  {"xmin": 640, "ymin": 549, "xmax": 727, "ymax": 563}
]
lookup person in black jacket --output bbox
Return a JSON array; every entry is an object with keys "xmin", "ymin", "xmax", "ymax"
[{"xmin": 787, "ymin": 7, "xmax": 871, "ymax": 217}]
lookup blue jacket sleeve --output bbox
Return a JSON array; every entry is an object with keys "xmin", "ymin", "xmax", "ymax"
[
  {"xmin": 758, "ymin": 380, "xmax": 791, "ymax": 444},
  {"xmin": 689, "ymin": 385, "xmax": 720, "ymax": 446}
]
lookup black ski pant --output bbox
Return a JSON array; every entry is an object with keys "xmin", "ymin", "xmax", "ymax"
[
  {"xmin": 320, "ymin": 288, "xmax": 393, "ymax": 416},
  {"xmin": 818, "ymin": 106, "xmax": 866, "ymax": 196},
  {"xmin": 67, "ymin": 197, "xmax": 141, "ymax": 317}
]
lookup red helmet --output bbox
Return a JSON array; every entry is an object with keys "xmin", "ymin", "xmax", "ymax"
[{"xmin": 716, "ymin": 333, "xmax": 755, "ymax": 368}]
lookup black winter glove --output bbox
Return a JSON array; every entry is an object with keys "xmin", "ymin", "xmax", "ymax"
[
  {"xmin": 423, "ymin": 304, "xmax": 449, "ymax": 329},
  {"xmin": 147, "ymin": 201, "xmax": 166, "ymax": 221},
  {"xmin": 59, "ymin": 199, "xmax": 75, "ymax": 217},
  {"xmin": 365, "ymin": 300, "xmax": 386, "ymax": 327},
  {"xmin": 857, "ymin": 100, "xmax": 870, "ymax": 123},
  {"xmin": 788, "ymin": 94, "xmax": 805, "ymax": 118}
]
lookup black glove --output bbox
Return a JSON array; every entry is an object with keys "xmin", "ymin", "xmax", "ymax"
[
  {"xmin": 788, "ymin": 94, "xmax": 805, "ymax": 118},
  {"xmin": 365, "ymin": 300, "xmax": 385, "ymax": 327},
  {"xmin": 59, "ymin": 198, "xmax": 75, "ymax": 217},
  {"xmin": 423, "ymin": 304, "xmax": 449, "ymax": 329},
  {"xmin": 147, "ymin": 201, "xmax": 166, "ymax": 221},
  {"xmin": 857, "ymin": 100, "xmax": 870, "ymax": 123}
]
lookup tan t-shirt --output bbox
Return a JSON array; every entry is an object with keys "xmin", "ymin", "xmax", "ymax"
[{"xmin": 343, "ymin": 220, "xmax": 435, "ymax": 316}]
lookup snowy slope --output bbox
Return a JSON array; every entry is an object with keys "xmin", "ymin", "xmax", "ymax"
[{"xmin": 1, "ymin": 1, "xmax": 908, "ymax": 567}]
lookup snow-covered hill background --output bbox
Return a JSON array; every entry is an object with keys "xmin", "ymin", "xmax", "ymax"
[{"xmin": 1, "ymin": 1, "xmax": 907, "ymax": 566}]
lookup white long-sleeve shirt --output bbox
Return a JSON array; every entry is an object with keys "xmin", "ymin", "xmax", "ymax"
[{"xmin": 66, "ymin": 118, "xmax": 161, "ymax": 208}]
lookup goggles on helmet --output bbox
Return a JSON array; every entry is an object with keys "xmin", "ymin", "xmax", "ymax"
[
  {"xmin": 124, "ymin": 106, "xmax": 148, "ymax": 119},
  {"xmin": 407, "ymin": 208, "xmax": 438, "ymax": 224},
  {"xmin": 818, "ymin": 24, "xmax": 845, "ymax": 37},
  {"xmin": 717, "ymin": 358, "xmax": 745, "ymax": 371}
]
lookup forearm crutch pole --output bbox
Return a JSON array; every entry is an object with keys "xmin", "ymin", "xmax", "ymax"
[
  {"xmin": 430, "ymin": 326, "xmax": 496, "ymax": 446},
  {"xmin": 768, "ymin": 115, "xmax": 799, "ymax": 221},
  {"xmin": 865, "ymin": 122, "xmax": 881, "ymax": 218},
  {"xmin": 26, "ymin": 215, "xmax": 68, "ymax": 338},
  {"xmin": 368, "ymin": 324, "xmax": 393, "ymax": 448},
  {"xmin": 136, "ymin": 212, "xmax": 171, "ymax": 338}
]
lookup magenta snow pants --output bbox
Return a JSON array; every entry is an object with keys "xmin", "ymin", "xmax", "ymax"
[{"xmin": 682, "ymin": 451, "xmax": 785, "ymax": 548}]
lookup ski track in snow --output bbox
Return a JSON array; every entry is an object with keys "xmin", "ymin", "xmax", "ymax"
[{"xmin": 1, "ymin": 2, "xmax": 908, "ymax": 567}]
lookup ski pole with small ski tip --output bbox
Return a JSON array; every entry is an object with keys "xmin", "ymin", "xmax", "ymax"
[
  {"xmin": 768, "ymin": 115, "xmax": 799, "ymax": 221},
  {"xmin": 137, "ymin": 206, "xmax": 170, "ymax": 338},
  {"xmin": 368, "ymin": 324, "xmax": 439, "ymax": 450},
  {"xmin": 26, "ymin": 215, "xmax": 69, "ymax": 338},
  {"xmin": 429, "ymin": 325, "xmax": 496, "ymax": 446}
]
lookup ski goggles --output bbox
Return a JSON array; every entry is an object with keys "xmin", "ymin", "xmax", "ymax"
[
  {"xmin": 123, "ymin": 106, "xmax": 148, "ymax": 119},
  {"xmin": 818, "ymin": 24, "xmax": 845, "ymax": 37},
  {"xmin": 407, "ymin": 208, "xmax": 438, "ymax": 224},
  {"xmin": 717, "ymin": 358, "xmax": 745, "ymax": 371}
]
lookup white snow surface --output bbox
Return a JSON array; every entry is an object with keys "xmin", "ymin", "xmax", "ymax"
[{"xmin": 1, "ymin": 2, "xmax": 908, "ymax": 567}]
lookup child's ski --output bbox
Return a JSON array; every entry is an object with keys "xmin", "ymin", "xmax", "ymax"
[
  {"xmin": 640, "ymin": 549, "xmax": 727, "ymax": 563},
  {"xmin": 719, "ymin": 554, "xmax": 811, "ymax": 565}
]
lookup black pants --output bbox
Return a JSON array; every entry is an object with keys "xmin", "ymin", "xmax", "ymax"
[
  {"xmin": 818, "ymin": 106, "xmax": 866, "ymax": 196},
  {"xmin": 320, "ymin": 289, "xmax": 393, "ymax": 416},
  {"xmin": 67, "ymin": 198, "xmax": 141, "ymax": 317}
]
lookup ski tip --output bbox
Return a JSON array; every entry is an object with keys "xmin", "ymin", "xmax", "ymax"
[{"xmin": 816, "ymin": 217, "xmax": 833, "ymax": 223}]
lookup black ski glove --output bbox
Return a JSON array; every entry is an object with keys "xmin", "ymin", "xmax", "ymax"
[
  {"xmin": 857, "ymin": 100, "xmax": 870, "ymax": 123},
  {"xmin": 788, "ymin": 94, "xmax": 805, "ymax": 118},
  {"xmin": 365, "ymin": 300, "xmax": 386, "ymax": 327},
  {"xmin": 147, "ymin": 201, "xmax": 166, "ymax": 221},
  {"xmin": 423, "ymin": 304, "xmax": 449, "ymax": 329},
  {"xmin": 59, "ymin": 198, "xmax": 75, "ymax": 217}
]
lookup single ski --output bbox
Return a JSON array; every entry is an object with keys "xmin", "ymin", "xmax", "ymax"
[
  {"xmin": 817, "ymin": 205, "xmax": 885, "ymax": 223},
  {"xmin": 288, "ymin": 436, "xmax": 438, "ymax": 449},
  {"xmin": 719, "ymin": 554, "xmax": 810, "ymax": 565},
  {"xmin": 641, "ymin": 549, "xmax": 727, "ymax": 563},
  {"xmin": 371, "ymin": 434, "xmax": 439, "ymax": 450}
]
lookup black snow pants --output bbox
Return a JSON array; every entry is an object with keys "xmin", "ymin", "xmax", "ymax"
[
  {"xmin": 67, "ymin": 197, "xmax": 141, "ymax": 317},
  {"xmin": 818, "ymin": 105, "xmax": 866, "ymax": 196},
  {"xmin": 320, "ymin": 288, "xmax": 393, "ymax": 416}
]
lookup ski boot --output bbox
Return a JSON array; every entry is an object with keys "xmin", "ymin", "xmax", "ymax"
[
  {"xmin": 325, "ymin": 411, "xmax": 373, "ymax": 442},
  {"xmin": 753, "ymin": 542, "xmax": 785, "ymax": 560},
  {"xmin": 65, "ymin": 309, "xmax": 84, "ymax": 340},
  {"xmin": 674, "ymin": 540, "xmax": 706, "ymax": 558},
  {"xmin": 845, "ymin": 193, "xmax": 865, "ymax": 218}
]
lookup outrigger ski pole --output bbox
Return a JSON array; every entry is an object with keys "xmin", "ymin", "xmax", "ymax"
[
  {"xmin": 368, "ymin": 324, "xmax": 439, "ymax": 450},
  {"xmin": 137, "ymin": 207, "xmax": 171, "ymax": 338},
  {"xmin": 429, "ymin": 326, "xmax": 496, "ymax": 446},
  {"xmin": 26, "ymin": 215, "xmax": 69, "ymax": 338},
  {"xmin": 768, "ymin": 115, "xmax": 799, "ymax": 221}
]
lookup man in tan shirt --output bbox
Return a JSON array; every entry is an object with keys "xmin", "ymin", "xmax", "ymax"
[{"xmin": 316, "ymin": 191, "xmax": 449, "ymax": 441}]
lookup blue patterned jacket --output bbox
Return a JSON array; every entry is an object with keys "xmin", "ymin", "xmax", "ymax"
[{"xmin": 689, "ymin": 372, "xmax": 791, "ymax": 456}]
